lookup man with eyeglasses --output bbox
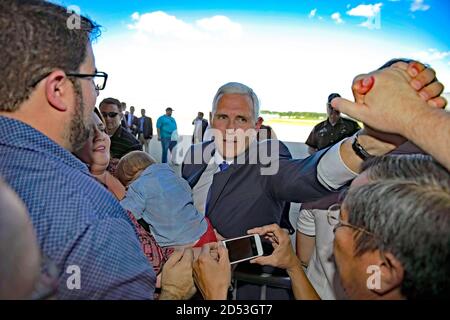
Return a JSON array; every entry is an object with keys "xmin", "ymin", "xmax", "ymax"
[
  {"xmin": 306, "ymin": 93, "xmax": 360, "ymax": 155},
  {"xmin": 193, "ymin": 154, "xmax": 450, "ymax": 300},
  {"xmin": 0, "ymin": 0, "xmax": 195, "ymax": 300},
  {"xmin": 99, "ymin": 97, "xmax": 142, "ymax": 161}
]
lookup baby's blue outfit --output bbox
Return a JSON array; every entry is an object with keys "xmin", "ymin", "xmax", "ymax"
[{"xmin": 121, "ymin": 163, "xmax": 207, "ymax": 247}]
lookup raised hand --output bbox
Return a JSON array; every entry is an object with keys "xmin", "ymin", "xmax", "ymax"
[
  {"xmin": 193, "ymin": 242, "xmax": 231, "ymax": 300},
  {"xmin": 247, "ymin": 224, "xmax": 299, "ymax": 272}
]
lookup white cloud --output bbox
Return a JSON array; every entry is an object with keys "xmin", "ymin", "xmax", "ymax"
[
  {"xmin": 309, "ymin": 9, "xmax": 317, "ymax": 18},
  {"xmin": 413, "ymin": 48, "xmax": 450, "ymax": 62},
  {"xmin": 347, "ymin": 3, "xmax": 383, "ymax": 17},
  {"xmin": 347, "ymin": 3, "xmax": 382, "ymax": 29},
  {"xmin": 128, "ymin": 11, "xmax": 242, "ymax": 41},
  {"xmin": 331, "ymin": 12, "xmax": 344, "ymax": 24},
  {"xmin": 128, "ymin": 11, "xmax": 203, "ymax": 40},
  {"xmin": 196, "ymin": 15, "xmax": 242, "ymax": 39},
  {"xmin": 411, "ymin": 0, "xmax": 430, "ymax": 12},
  {"xmin": 94, "ymin": 15, "xmax": 450, "ymax": 141}
]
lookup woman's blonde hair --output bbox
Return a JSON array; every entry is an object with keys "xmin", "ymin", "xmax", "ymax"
[{"xmin": 116, "ymin": 151, "xmax": 156, "ymax": 187}]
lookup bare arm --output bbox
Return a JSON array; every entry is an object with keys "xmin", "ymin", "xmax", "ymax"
[
  {"xmin": 404, "ymin": 107, "xmax": 450, "ymax": 170},
  {"xmin": 296, "ymin": 231, "xmax": 315, "ymax": 267},
  {"xmin": 338, "ymin": 132, "xmax": 396, "ymax": 173}
]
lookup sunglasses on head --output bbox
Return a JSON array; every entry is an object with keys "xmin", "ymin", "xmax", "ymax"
[{"xmin": 101, "ymin": 112, "xmax": 119, "ymax": 118}]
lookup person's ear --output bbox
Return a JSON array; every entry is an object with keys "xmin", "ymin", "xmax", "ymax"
[
  {"xmin": 255, "ymin": 116, "xmax": 263, "ymax": 130},
  {"xmin": 45, "ymin": 70, "xmax": 70, "ymax": 112},
  {"xmin": 373, "ymin": 252, "xmax": 404, "ymax": 296}
]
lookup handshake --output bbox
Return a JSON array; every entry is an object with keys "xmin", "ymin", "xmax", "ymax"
[
  {"xmin": 331, "ymin": 59, "xmax": 446, "ymax": 144},
  {"xmin": 331, "ymin": 59, "xmax": 449, "ymax": 170}
]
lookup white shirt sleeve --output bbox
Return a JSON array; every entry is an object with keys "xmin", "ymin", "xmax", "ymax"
[
  {"xmin": 317, "ymin": 138, "xmax": 358, "ymax": 191},
  {"xmin": 297, "ymin": 208, "xmax": 316, "ymax": 236}
]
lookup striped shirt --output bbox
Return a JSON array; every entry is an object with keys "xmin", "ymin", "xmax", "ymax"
[{"xmin": 110, "ymin": 125, "xmax": 142, "ymax": 159}]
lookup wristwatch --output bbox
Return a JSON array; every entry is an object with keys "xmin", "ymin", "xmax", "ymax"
[{"xmin": 352, "ymin": 135, "xmax": 373, "ymax": 161}]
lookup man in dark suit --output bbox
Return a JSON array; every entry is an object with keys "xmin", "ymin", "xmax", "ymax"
[
  {"xmin": 124, "ymin": 106, "xmax": 139, "ymax": 137},
  {"xmin": 120, "ymin": 102, "xmax": 128, "ymax": 129},
  {"xmin": 192, "ymin": 112, "xmax": 209, "ymax": 144},
  {"xmin": 182, "ymin": 82, "xmax": 397, "ymax": 299},
  {"xmin": 138, "ymin": 108, "xmax": 153, "ymax": 154}
]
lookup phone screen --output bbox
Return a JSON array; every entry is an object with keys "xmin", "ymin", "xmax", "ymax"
[{"xmin": 225, "ymin": 236, "xmax": 260, "ymax": 264}]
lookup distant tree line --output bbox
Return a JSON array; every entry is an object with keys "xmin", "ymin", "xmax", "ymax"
[{"xmin": 261, "ymin": 110, "xmax": 327, "ymax": 120}]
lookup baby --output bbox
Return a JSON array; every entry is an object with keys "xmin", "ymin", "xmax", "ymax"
[{"xmin": 117, "ymin": 151, "xmax": 217, "ymax": 252}]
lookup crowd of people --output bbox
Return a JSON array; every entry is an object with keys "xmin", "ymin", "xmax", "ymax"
[{"xmin": 0, "ymin": 0, "xmax": 449, "ymax": 300}]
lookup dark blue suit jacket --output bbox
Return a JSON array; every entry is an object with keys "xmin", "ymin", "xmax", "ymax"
[{"xmin": 182, "ymin": 140, "xmax": 334, "ymax": 238}]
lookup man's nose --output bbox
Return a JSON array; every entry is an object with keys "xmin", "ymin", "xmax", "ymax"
[{"xmin": 226, "ymin": 120, "xmax": 236, "ymax": 130}]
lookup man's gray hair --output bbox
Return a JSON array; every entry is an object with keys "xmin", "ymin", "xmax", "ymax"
[
  {"xmin": 343, "ymin": 176, "xmax": 450, "ymax": 299},
  {"xmin": 212, "ymin": 82, "xmax": 260, "ymax": 121},
  {"xmin": 362, "ymin": 154, "xmax": 449, "ymax": 184}
]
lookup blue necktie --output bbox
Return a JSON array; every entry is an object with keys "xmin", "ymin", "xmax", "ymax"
[
  {"xmin": 219, "ymin": 161, "xmax": 230, "ymax": 172},
  {"xmin": 205, "ymin": 161, "xmax": 229, "ymax": 216}
]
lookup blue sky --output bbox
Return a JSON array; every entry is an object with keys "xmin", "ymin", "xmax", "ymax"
[
  {"xmin": 52, "ymin": 0, "xmax": 449, "ymax": 137},
  {"xmin": 56, "ymin": 0, "xmax": 449, "ymax": 46}
]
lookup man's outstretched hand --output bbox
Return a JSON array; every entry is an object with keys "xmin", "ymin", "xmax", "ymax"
[
  {"xmin": 332, "ymin": 61, "xmax": 446, "ymax": 138},
  {"xmin": 350, "ymin": 61, "xmax": 446, "ymax": 108}
]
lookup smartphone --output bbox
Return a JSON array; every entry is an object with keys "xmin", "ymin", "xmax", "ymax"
[{"xmin": 221, "ymin": 234, "xmax": 264, "ymax": 265}]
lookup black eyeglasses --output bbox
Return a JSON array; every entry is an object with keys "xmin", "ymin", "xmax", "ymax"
[
  {"xmin": 31, "ymin": 70, "xmax": 108, "ymax": 91},
  {"xmin": 66, "ymin": 71, "xmax": 108, "ymax": 90},
  {"xmin": 101, "ymin": 112, "xmax": 119, "ymax": 118}
]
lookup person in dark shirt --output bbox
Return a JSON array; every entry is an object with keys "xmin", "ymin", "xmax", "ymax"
[
  {"xmin": 306, "ymin": 93, "xmax": 360, "ymax": 154},
  {"xmin": 99, "ymin": 98, "xmax": 142, "ymax": 160}
]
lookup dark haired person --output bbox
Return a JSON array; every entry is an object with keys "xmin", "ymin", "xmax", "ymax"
[
  {"xmin": 138, "ymin": 108, "xmax": 153, "ymax": 154},
  {"xmin": 99, "ymin": 97, "xmax": 142, "ymax": 160},
  {"xmin": 0, "ymin": 0, "xmax": 194, "ymax": 300},
  {"xmin": 192, "ymin": 111, "xmax": 209, "ymax": 144},
  {"xmin": 194, "ymin": 154, "xmax": 450, "ymax": 300},
  {"xmin": 306, "ymin": 93, "xmax": 360, "ymax": 155},
  {"xmin": 189, "ymin": 63, "xmax": 447, "ymax": 300}
]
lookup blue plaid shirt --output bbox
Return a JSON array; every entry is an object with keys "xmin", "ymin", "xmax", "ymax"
[{"xmin": 0, "ymin": 116, "xmax": 156, "ymax": 299}]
